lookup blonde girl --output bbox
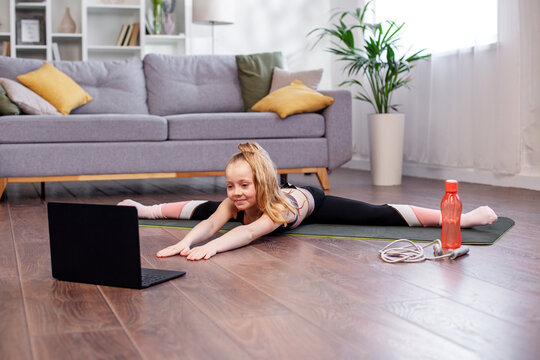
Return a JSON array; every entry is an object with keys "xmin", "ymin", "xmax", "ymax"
[{"xmin": 119, "ymin": 142, "xmax": 497, "ymax": 261}]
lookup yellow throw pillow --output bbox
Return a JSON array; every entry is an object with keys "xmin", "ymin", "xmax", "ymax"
[
  {"xmin": 17, "ymin": 62, "xmax": 93, "ymax": 115},
  {"xmin": 251, "ymin": 80, "xmax": 334, "ymax": 118}
]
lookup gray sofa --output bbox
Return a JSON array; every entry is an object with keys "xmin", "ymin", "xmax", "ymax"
[{"xmin": 0, "ymin": 54, "xmax": 352, "ymax": 198}]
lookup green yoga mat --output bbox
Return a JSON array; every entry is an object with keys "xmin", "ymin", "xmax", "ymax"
[{"xmin": 139, "ymin": 217, "xmax": 515, "ymax": 245}]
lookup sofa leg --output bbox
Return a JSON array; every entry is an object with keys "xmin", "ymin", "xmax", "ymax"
[
  {"xmin": 316, "ymin": 168, "xmax": 330, "ymax": 191},
  {"xmin": 0, "ymin": 178, "xmax": 7, "ymax": 199},
  {"xmin": 40, "ymin": 182, "xmax": 46, "ymax": 200}
]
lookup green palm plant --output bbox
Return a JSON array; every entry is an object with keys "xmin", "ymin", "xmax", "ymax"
[{"xmin": 309, "ymin": 1, "xmax": 430, "ymax": 113}]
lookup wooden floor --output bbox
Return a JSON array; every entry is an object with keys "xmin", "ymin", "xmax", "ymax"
[{"xmin": 1, "ymin": 168, "xmax": 539, "ymax": 360}]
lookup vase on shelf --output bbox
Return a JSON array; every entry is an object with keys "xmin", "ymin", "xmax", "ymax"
[
  {"xmin": 162, "ymin": 0, "xmax": 176, "ymax": 35},
  {"xmin": 60, "ymin": 7, "xmax": 76, "ymax": 34},
  {"xmin": 152, "ymin": 0, "xmax": 163, "ymax": 35},
  {"xmin": 162, "ymin": 13, "xmax": 175, "ymax": 35}
]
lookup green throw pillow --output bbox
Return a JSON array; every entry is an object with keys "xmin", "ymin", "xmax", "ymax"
[
  {"xmin": 236, "ymin": 51, "xmax": 283, "ymax": 111},
  {"xmin": 0, "ymin": 84, "xmax": 20, "ymax": 116}
]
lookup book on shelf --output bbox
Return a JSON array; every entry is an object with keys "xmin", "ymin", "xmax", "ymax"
[
  {"xmin": 122, "ymin": 24, "xmax": 133, "ymax": 46},
  {"xmin": 116, "ymin": 24, "xmax": 129, "ymax": 46},
  {"xmin": 2, "ymin": 41, "xmax": 10, "ymax": 57},
  {"xmin": 145, "ymin": 17, "xmax": 152, "ymax": 35},
  {"xmin": 145, "ymin": 13, "xmax": 154, "ymax": 35},
  {"xmin": 128, "ymin": 23, "xmax": 140, "ymax": 46},
  {"xmin": 52, "ymin": 42, "xmax": 61, "ymax": 61}
]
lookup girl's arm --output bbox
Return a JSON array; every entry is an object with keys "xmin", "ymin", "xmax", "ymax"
[
  {"xmin": 184, "ymin": 214, "xmax": 280, "ymax": 261},
  {"xmin": 156, "ymin": 199, "xmax": 235, "ymax": 258}
]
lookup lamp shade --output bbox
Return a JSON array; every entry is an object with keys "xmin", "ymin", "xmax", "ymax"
[{"xmin": 193, "ymin": 0, "xmax": 235, "ymax": 25}]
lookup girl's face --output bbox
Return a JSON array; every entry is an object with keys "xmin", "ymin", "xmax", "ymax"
[{"xmin": 225, "ymin": 160, "xmax": 257, "ymax": 211}]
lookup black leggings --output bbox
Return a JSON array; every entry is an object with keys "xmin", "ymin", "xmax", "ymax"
[
  {"xmin": 190, "ymin": 186, "xmax": 407, "ymax": 226},
  {"xmin": 301, "ymin": 186, "xmax": 407, "ymax": 226}
]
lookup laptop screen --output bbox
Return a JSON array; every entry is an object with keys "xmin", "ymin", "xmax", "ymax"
[{"xmin": 47, "ymin": 202, "xmax": 143, "ymax": 288}]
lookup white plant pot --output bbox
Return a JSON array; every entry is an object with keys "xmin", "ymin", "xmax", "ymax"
[{"xmin": 368, "ymin": 113, "xmax": 405, "ymax": 186}]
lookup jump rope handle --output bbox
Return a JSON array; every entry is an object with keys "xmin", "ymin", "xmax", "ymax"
[
  {"xmin": 434, "ymin": 240, "xmax": 469, "ymax": 259},
  {"xmin": 450, "ymin": 246, "xmax": 470, "ymax": 259},
  {"xmin": 433, "ymin": 241, "xmax": 444, "ymax": 256}
]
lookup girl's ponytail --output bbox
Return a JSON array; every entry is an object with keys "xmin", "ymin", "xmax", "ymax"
[{"xmin": 237, "ymin": 142, "xmax": 263, "ymax": 155}]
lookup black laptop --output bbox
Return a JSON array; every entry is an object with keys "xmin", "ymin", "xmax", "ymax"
[{"xmin": 47, "ymin": 202, "xmax": 185, "ymax": 289}]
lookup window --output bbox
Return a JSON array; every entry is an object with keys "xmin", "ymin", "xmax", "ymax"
[{"xmin": 374, "ymin": 0, "xmax": 498, "ymax": 53}]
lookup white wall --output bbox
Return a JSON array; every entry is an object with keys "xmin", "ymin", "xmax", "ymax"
[{"xmin": 188, "ymin": 0, "xmax": 335, "ymax": 88}]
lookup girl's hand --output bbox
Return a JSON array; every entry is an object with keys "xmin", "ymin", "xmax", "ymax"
[
  {"xmin": 156, "ymin": 240, "xmax": 191, "ymax": 258},
  {"xmin": 185, "ymin": 244, "xmax": 217, "ymax": 261}
]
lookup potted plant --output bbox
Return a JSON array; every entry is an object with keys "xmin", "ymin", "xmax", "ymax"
[{"xmin": 309, "ymin": 1, "xmax": 430, "ymax": 185}]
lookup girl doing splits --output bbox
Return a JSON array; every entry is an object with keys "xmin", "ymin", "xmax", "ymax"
[{"xmin": 118, "ymin": 142, "xmax": 497, "ymax": 261}]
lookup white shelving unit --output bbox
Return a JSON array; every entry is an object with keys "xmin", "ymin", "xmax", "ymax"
[
  {"xmin": 9, "ymin": 0, "xmax": 51, "ymax": 59},
  {"xmin": 1, "ymin": 0, "xmax": 82, "ymax": 60},
  {"xmin": 2, "ymin": 0, "xmax": 189, "ymax": 61},
  {"xmin": 144, "ymin": 34, "xmax": 186, "ymax": 55},
  {"xmin": 144, "ymin": 0, "xmax": 188, "ymax": 55},
  {"xmin": 82, "ymin": 0, "xmax": 144, "ymax": 61},
  {"xmin": 0, "ymin": 0, "xmax": 10, "ymax": 41},
  {"xmin": 51, "ymin": 0, "xmax": 83, "ymax": 60}
]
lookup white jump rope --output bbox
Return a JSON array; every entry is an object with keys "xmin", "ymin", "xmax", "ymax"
[{"xmin": 379, "ymin": 239, "xmax": 470, "ymax": 263}]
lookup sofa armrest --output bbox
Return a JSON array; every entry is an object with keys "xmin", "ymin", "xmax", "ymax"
[{"xmin": 320, "ymin": 90, "xmax": 352, "ymax": 170}]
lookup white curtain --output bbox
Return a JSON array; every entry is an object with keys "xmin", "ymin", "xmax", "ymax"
[
  {"xmin": 357, "ymin": 0, "xmax": 524, "ymax": 175},
  {"xmin": 520, "ymin": 0, "xmax": 540, "ymax": 175}
]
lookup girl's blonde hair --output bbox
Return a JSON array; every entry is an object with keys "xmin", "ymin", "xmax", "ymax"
[{"xmin": 227, "ymin": 142, "xmax": 296, "ymax": 226}]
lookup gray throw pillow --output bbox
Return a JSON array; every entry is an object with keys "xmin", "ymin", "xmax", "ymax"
[
  {"xmin": 235, "ymin": 52, "xmax": 283, "ymax": 111},
  {"xmin": 269, "ymin": 67, "xmax": 323, "ymax": 93}
]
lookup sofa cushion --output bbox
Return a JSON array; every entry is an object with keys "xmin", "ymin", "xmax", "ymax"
[
  {"xmin": 0, "ymin": 56, "xmax": 41, "ymax": 81},
  {"xmin": 0, "ymin": 139, "xmax": 328, "ymax": 177},
  {"xmin": 144, "ymin": 54, "xmax": 244, "ymax": 116},
  {"xmin": 0, "ymin": 114, "xmax": 167, "ymax": 144},
  {"xmin": 17, "ymin": 62, "xmax": 93, "ymax": 115},
  {"xmin": 0, "ymin": 56, "xmax": 148, "ymax": 114},
  {"xmin": 166, "ymin": 112, "xmax": 325, "ymax": 141}
]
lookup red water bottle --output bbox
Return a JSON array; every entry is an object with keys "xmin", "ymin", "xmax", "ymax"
[{"xmin": 441, "ymin": 180, "xmax": 462, "ymax": 249}]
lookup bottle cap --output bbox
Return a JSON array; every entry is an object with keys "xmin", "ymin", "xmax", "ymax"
[{"xmin": 445, "ymin": 179, "xmax": 458, "ymax": 192}]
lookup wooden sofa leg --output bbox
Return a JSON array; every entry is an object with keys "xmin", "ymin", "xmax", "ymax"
[
  {"xmin": 0, "ymin": 178, "xmax": 6, "ymax": 199},
  {"xmin": 316, "ymin": 168, "xmax": 330, "ymax": 191}
]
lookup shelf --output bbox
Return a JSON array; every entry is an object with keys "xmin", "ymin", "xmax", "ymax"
[
  {"xmin": 85, "ymin": 0, "xmax": 140, "ymax": 5},
  {"xmin": 0, "ymin": 32, "xmax": 11, "ymax": 37},
  {"xmin": 145, "ymin": 34, "xmax": 186, "ymax": 46},
  {"xmin": 146, "ymin": 34, "xmax": 186, "ymax": 41},
  {"xmin": 86, "ymin": 5, "xmax": 141, "ymax": 11},
  {"xmin": 16, "ymin": 44, "xmax": 47, "ymax": 49},
  {"xmin": 15, "ymin": 2, "xmax": 47, "ymax": 9},
  {"xmin": 87, "ymin": 45, "xmax": 141, "ymax": 51},
  {"xmin": 52, "ymin": 33, "xmax": 83, "ymax": 38}
]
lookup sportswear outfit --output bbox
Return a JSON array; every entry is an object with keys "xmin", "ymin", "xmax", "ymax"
[{"xmin": 179, "ymin": 184, "xmax": 421, "ymax": 230}]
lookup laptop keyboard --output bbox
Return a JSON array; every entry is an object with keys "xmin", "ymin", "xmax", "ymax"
[{"xmin": 141, "ymin": 273, "xmax": 169, "ymax": 286}]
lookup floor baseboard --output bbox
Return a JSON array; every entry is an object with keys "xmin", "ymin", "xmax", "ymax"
[{"xmin": 345, "ymin": 157, "xmax": 540, "ymax": 191}]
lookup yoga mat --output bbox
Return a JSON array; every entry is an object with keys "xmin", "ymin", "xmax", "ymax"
[{"xmin": 139, "ymin": 217, "xmax": 515, "ymax": 245}]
